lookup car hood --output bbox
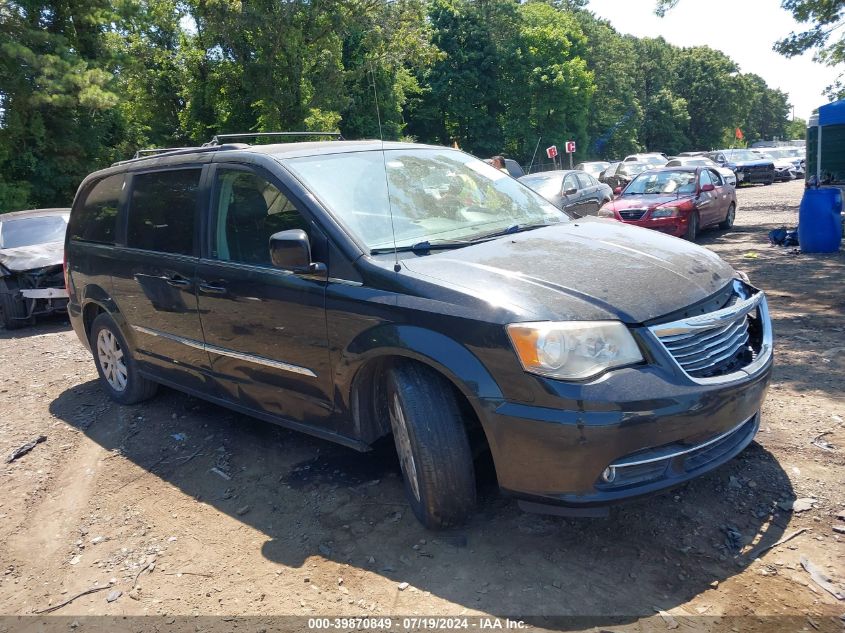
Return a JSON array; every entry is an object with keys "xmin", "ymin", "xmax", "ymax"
[
  {"xmin": 604, "ymin": 194, "xmax": 691, "ymax": 212},
  {"xmin": 401, "ymin": 220, "xmax": 735, "ymax": 324},
  {"xmin": 770, "ymin": 158, "xmax": 796, "ymax": 169},
  {"xmin": 0, "ymin": 241, "xmax": 64, "ymax": 272}
]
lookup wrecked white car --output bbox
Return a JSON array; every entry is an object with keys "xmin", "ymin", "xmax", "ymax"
[{"xmin": 0, "ymin": 208, "xmax": 70, "ymax": 329}]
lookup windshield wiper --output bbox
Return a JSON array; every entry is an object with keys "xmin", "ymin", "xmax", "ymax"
[
  {"xmin": 370, "ymin": 239, "xmax": 471, "ymax": 255},
  {"xmin": 467, "ymin": 222, "xmax": 551, "ymax": 242}
]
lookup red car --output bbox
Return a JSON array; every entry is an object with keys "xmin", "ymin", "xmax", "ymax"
[{"xmin": 598, "ymin": 166, "xmax": 736, "ymax": 240}]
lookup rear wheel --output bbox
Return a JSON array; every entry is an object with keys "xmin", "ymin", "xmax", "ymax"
[
  {"xmin": 90, "ymin": 313, "xmax": 158, "ymax": 404},
  {"xmin": 0, "ymin": 280, "xmax": 30, "ymax": 330},
  {"xmin": 684, "ymin": 210, "xmax": 699, "ymax": 241},
  {"xmin": 719, "ymin": 203, "xmax": 736, "ymax": 230},
  {"xmin": 385, "ymin": 361, "xmax": 476, "ymax": 529}
]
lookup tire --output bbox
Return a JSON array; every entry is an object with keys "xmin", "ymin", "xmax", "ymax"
[
  {"xmin": 684, "ymin": 210, "xmax": 699, "ymax": 241},
  {"xmin": 385, "ymin": 360, "xmax": 476, "ymax": 529},
  {"xmin": 0, "ymin": 280, "xmax": 30, "ymax": 330},
  {"xmin": 719, "ymin": 203, "xmax": 736, "ymax": 230},
  {"xmin": 90, "ymin": 313, "xmax": 158, "ymax": 405}
]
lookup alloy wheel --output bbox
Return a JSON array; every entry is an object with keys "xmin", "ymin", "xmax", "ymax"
[
  {"xmin": 96, "ymin": 329, "xmax": 128, "ymax": 392},
  {"xmin": 389, "ymin": 392, "xmax": 421, "ymax": 502}
]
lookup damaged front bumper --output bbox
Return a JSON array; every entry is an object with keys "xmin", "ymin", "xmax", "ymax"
[{"xmin": 1, "ymin": 264, "xmax": 69, "ymax": 323}]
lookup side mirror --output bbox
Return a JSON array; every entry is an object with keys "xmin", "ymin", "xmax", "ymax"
[
  {"xmin": 269, "ymin": 229, "xmax": 325, "ymax": 275},
  {"xmin": 613, "ymin": 186, "xmax": 622, "ymax": 195},
  {"xmin": 701, "ymin": 183, "xmax": 716, "ymax": 192},
  {"xmin": 564, "ymin": 187, "xmax": 578, "ymax": 196}
]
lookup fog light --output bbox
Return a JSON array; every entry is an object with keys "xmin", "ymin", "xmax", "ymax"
[{"xmin": 601, "ymin": 466, "xmax": 616, "ymax": 483}]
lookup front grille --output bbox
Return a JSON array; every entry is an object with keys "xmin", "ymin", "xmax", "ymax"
[
  {"xmin": 658, "ymin": 314, "xmax": 750, "ymax": 376},
  {"xmin": 650, "ymin": 280, "xmax": 770, "ymax": 382},
  {"xmin": 619, "ymin": 208, "xmax": 647, "ymax": 220}
]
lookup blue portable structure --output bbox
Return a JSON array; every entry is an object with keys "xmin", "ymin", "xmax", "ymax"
[{"xmin": 807, "ymin": 99, "xmax": 845, "ymax": 185}]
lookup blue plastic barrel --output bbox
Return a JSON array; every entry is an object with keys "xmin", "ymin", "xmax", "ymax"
[{"xmin": 798, "ymin": 187, "xmax": 843, "ymax": 253}]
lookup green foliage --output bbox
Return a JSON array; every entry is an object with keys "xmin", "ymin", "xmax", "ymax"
[
  {"xmin": 786, "ymin": 116, "xmax": 809, "ymax": 139},
  {"xmin": 0, "ymin": 0, "xmax": 804, "ymax": 212}
]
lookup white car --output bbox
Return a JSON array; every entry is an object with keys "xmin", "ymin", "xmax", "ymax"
[
  {"xmin": 623, "ymin": 152, "xmax": 669, "ymax": 166},
  {"xmin": 666, "ymin": 157, "xmax": 737, "ymax": 187}
]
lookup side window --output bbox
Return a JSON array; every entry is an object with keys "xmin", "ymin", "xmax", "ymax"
[
  {"xmin": 563, "ymin": 173, "xmax": 579, "ymax": 192},
  {"xmin": 127, "ymin": 169, "xmax": 200, "ymax": 256},
  {"xmin": 708, "ymin": 169, "xmax": 722, "ymax": 185},
  {"xmin": 575, "ymin": 172, "xmax": 593, "ymax": 189},
  {"xmin": 68, "ymin": 174, "xmax": 123, "ymax": 244},
  {"xmin": 699, "ymin": 170, "xmax": 713, "ymax": 187},
  {"xmin": 212, "ymin": 169, "xmax": 308, "ymax": 266}
]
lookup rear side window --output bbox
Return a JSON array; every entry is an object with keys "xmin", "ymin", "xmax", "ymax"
[
  {"xmin": 127, "ymin": 169, "xmax": 200, "ymax": 255},
  {"xmin": 69, "ymin": 174, "xmax": 123, "ymax": 244},
  {"xmin": 576, "ymin": 173, "xmax": 593, "ymax": 188}
]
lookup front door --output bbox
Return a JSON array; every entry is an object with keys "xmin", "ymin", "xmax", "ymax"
[
  {"xmin": 561, "ymin": 172, "xmax": 586, "ymax": 215},
  {"xmin": 110, "ymin": 167, "xmax": 210, "ymax": 392},
  {"xmin": 695, "ymin": 169, "xmax": 723, "ymax": 227},
  {"xmin": 196, "ymin": 164, "xmax": 334, "ymax": 425}
]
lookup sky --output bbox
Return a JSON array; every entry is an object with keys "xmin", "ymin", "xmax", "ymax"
[{"xmin": 587, "ymin": 0, "xmax": 841, "ymax": 123}]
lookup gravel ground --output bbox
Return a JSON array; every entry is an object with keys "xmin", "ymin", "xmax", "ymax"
[{"xmin": 0, "ymin": 179, "xmax": 843, "ymax": 632}]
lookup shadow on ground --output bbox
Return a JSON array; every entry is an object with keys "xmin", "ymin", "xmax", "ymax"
[
  {"xmin": 0, "ymin": 313, "xmax": 71, "ymax": 339},
  {"xmin": 49, "ymin": 379, "xmax": 794, "ymax": 627}
]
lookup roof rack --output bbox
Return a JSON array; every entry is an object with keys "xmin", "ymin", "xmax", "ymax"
[
  {"xmin": 133, "ymin": 147, "xmax": 196, "ymax": 159},
  {"xmin": 204, "ymin": 131, "xmax": 343, "ymax": 146},
  {"xmin": 111, "ymin": 143, "xmax": 249, "ymax": 167}
]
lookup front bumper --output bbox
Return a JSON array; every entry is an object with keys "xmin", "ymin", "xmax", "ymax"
[
  {"xmin": 478, "ymin": 292, "xmax": 773, "ymax": 509},
  {"xmin": 735, "ymin": 168, "xmax": 773, "ymax": 184},
  {"xmin": 619, "ymin": 216, "xmax": 686, "ymax": 237}
]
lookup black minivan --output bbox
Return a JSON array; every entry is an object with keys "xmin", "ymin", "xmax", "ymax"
[{"xmin": 65, "ymin": 139, "xmax": 773, "ymax": 528}]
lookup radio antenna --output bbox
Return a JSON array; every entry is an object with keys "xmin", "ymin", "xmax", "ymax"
[{"xmin": 369, "ymin": 63, "xmax": 400, "ymax": 273}]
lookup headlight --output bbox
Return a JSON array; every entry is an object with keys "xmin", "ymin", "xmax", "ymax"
[
  {"xmin": 651, "ymin": 206, "xmax": 679, "ymax": 218},
  {"xmin": 507, "ymin": 321, "xmax": 644, "ymax": 381},
  {"xmin": 597, "ymin": 207, "xmax": 617, "ymax": 218}
]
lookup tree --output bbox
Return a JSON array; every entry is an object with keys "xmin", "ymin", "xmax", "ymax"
[
  {"xmin": 574, "ymin": 13, "xmax": 643, "ymax": 158},
  {"xmin": 736, "ymin": 74, "xmax": 791, "ymax": 143},
  {"xmin": 339, "ymin": 0, "xmax": 438, "ymax": 140},
  {"xmin": 406, "ymin": 0, "xmax": 512, "ymax": 156},
  {"xmin": 502, "ymin": 2, "xmax": 594, "ymax": 164},
  {"xmin": 786, "ymin": 116, "xmax": 808, "ymax": 139},
  {"xmin": 0, "ymin": 0, "xmax": 121, "ymax": 210},
  {"xmin": 672, "ymin": 46, "xmax": 745, "ymax": 149},
  {"xmin": 630, "ymin": 37, "xmax": 690, "ymax": 152}
]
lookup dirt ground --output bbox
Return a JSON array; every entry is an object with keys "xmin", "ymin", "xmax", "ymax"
[{"xmin": 0, "ymin": 179, "xmax": 843, "ymax": 631}]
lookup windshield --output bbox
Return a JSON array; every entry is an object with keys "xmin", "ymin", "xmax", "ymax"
[
  {"xmin": 671, "ymin": 158, "xmax": 715, "ymax": 167},
  {"xmin": 580, "ymin": 162, "xmax": 608, "ymax": 176},
  {"xmin": 642, "ymin": 155, "xmax": 667, "ymax": 165},
  {"xmin": 0, "ymin": 214, "xmax": 69, "ymax": 249},
  {"xmin": 285, "ymin": 148, "xmax": 567, "ymax": 251},
  {"xmin": 624, "ymin": 170, "xmax": 697, "ymax": 195},
  {"xmin": 723, "ymin": 149, "xmax": 762, "ymax": 161},
  {"xmin": 619, "ymin": 163, "xmax": 650, "ymax": 177}
]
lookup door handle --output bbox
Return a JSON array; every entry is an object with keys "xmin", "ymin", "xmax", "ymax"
[
  {"xmin": 199, "ymin": 282, "xmax": 227, "ymax": 295},
  {"xmin": 164, "ymin": 276, "xmax": 191, "ymax": 288}
]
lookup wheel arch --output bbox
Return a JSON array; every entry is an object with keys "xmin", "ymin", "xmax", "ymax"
[
  {"xmin": 79, "ymin": 285, "xmax": 128, "ymax": 344},
  {"xmin": 340, "ymin": 325, "xmax": 503, "ymax": 447}
]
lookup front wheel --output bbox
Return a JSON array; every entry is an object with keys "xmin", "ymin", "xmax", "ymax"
[
  {"xmin": 90, "ymin": 313, "xmax": 158, "ymax": 404},
  {"xmin": 719, "ymin": 203, "xmax": 736, "ymax": 230},
  {"xmin": 385, "ymin": 361, "xmax": 476, "ymax": 529},
  {"xmin": 684, "ymin": 210, "xmax": 699, "ymax": 241}
]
